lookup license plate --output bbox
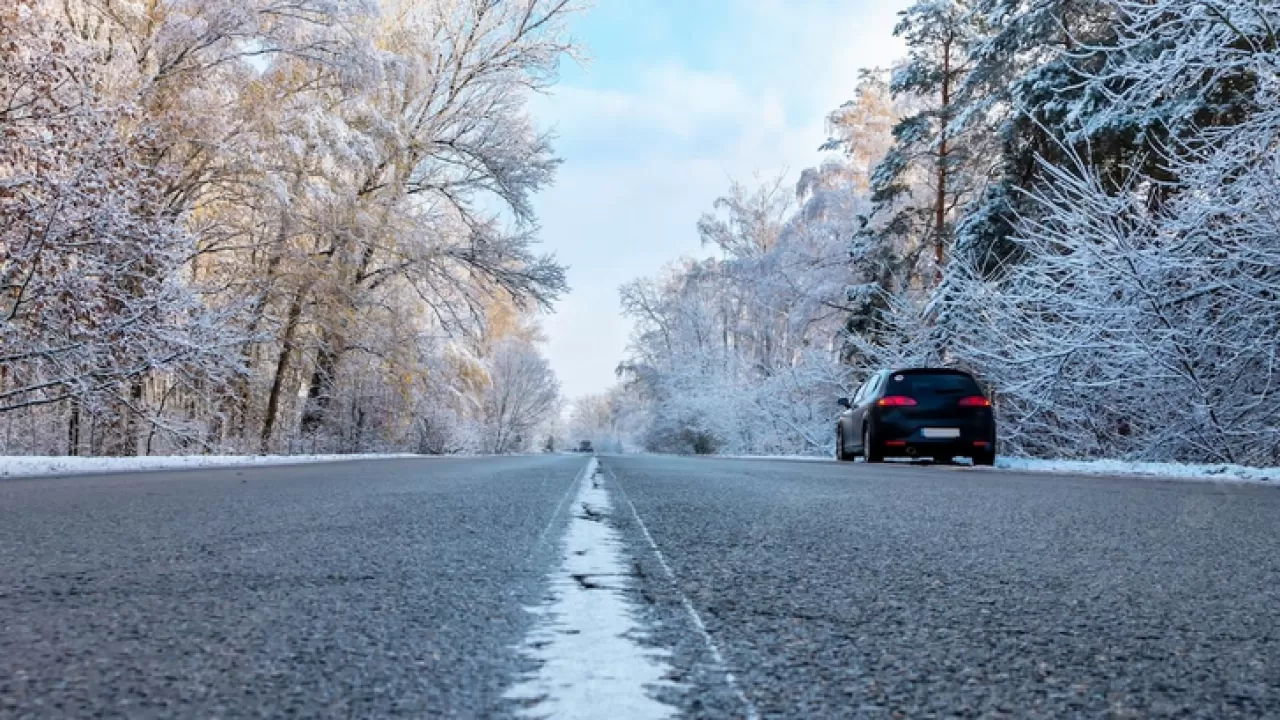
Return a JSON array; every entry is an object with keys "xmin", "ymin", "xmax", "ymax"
[{"xmin": 922, "ymin": 428, "xmax": 960, "ymax": 439}]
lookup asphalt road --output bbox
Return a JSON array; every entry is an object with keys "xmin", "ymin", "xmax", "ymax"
[
  {"xmin": 605, "ymin": 457, "xmax": 1280, "ymax": 719},
  {"xmin": 3, "ymin": 454, "xmax": 1279, "ymax": 718},
  {"xmin": 0, "ymin": 455, "xmax": 584, "ymax": 718}
]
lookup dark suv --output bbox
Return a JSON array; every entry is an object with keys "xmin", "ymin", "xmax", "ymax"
[{"xmin": 836, "ymin": 368, "xmax": 996, "ymax": 465}]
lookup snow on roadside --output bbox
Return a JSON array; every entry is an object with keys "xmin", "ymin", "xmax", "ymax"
[
  {"xmin": 0, "ymin": 454, "xmax": 422, "ymax": 479},
  {"xmin": 715, "ymin": 454, "xmax": 834, "ymax": 463},
  {"xmin": 715, "ymin": 453, "xmax": 1278, "ymax": 484},
  {"xmin": 995, "ymin": 457, "xmax": 1279, "ymax": 485}
]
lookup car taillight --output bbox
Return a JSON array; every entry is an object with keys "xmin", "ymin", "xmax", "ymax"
[
  {"xmin": 959, "ymin": 396, "xmax": 991, "ymax": 407},
  {"xmin": 877, "ymin": 396, "xmax": 917, "ymax": 407}
]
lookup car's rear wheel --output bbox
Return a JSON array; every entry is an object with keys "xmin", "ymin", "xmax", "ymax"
[
  {"xmin": 835, "ymin": 427, "xmax": 854, "ymax": 462},
  {"xmin": 863, "ymin": 427, "xmax": 884, "ymax": 463},
  {"xmin": 973, "ymin": 448, "xmax": 996, "ymax": 466}
]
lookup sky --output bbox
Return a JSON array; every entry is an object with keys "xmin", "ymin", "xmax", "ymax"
[{"xmin": 532, "ymin": 0, "xmax": 909, "ymax": 400}]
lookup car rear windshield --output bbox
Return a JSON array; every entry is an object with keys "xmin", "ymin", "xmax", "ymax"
[{"xmin": 885, "ymin": 371, "xmax": 982, "ymax": 397}]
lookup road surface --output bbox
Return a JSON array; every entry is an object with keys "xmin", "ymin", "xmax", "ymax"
[{"xmin": 2, "ymin": 455, "xmax": 1278, "ymax": 718}]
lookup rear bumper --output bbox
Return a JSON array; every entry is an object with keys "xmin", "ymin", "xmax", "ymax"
[
  {"xmin": 872, "ymin": 413, "xmax": 995, "ymax": 457},
  {"xmin": 879, "ymin": 438, "xmax": 994, "ymax": 458}
]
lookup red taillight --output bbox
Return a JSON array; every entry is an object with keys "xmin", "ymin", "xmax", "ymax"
[
  {"xmin": 877, "ymin": 396, "xmax": 917, "ymax": 407},
  {"xmin": 959, "ymin": 396, "xmax": 991, "ymax": 407}
]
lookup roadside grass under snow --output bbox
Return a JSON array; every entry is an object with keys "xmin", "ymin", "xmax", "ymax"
[
  {"xmin": 716, "ymin": 454, "xmax": 1278, "ymax": 484},
  {"xmin": 992, "ymin": 457, "xmax": 1279, "ymax": 484},
  {"xmin": 0, "ymin": 454, "xmax": 422, "ymax": 479},
  {"xmin": 3, "ymin": 452, "xmax": 1275, "ymax": 485}
]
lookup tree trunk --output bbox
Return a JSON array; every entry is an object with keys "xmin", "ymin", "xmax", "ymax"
[
  {"xmin": 117, "ymin": 378, "xmax": 144, "ymax": 457},
  {"xmin": 301, "ymin": 221, "xmax": 383, "ymax": 438},
  {"xmin": 89, "ymin": 413, "xmax": 102, "ymax": 456},
  {"xmin": 67, "ymin": 401, "xmax": 80, "ymax": 456},
  {"xmin": 300, "ymin": 331, "xmax": 344, "ymax": 436},
  {"xmin": 260, "ymin": 288, "xmax": 306, "ymax": 454},
  {"xmin": 144, "ymin": 383, "xmax": 175, "ymax": 456},
  {"xmin": 934, "ymin": 35, "xmax": 953, "ymax": 284},
  {"xmin": 352, "ymin": 406, "xmax": 366, "ymax": 453},
  {"xmin": 233, "ymin": 172, "xmax": 308, "ymax": 444}
]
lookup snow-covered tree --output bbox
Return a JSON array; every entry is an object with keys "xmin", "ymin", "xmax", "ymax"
[
  {"xmin": 619, "ymin": 171, "xmax": 871, "ymax": 455},
  {"xmin": 564, "ymin": 392, "xmax": 627, "ymax": 453},
  {"xmin": 285, "ymin": 0, "xmax": 577, "ymax": 448},
  {"xmin": 618, "ymin": 0, "xmax": 1280, "ymax": 469},
  {"xmin": 2, "ymin": 0, "xmax": 576, "ymax": 457},
  {"xmin": 949, "ymin": 0, "xmax": 1117, "ymax": 277},
  {"xmin": 1, "ymin": 1, "xmax": 238, "ymax": 454},
  {"xmin": 863, "ymin": 0, "xmax": 985, "ymax": 287},
  {"xmin": 479, "ymin": 338, "xmax": 560, "ymax": 454},
  {"xmin": 940, "ymin": 0, "xmax": 1280, "ymax": 465}
]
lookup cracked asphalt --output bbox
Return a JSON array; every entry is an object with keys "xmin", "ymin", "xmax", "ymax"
[{"xmin": 4, "ymin": 454, "xmax": 1279, "ymax": 718}]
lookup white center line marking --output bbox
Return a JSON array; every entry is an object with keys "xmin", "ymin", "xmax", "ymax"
[
  {"xmin": 506, "ymin": 458, "xmax": 678, "ymax": 719},
  {"xmin": 607, "ymin": 465, "xmax": 762, "ymax": 720},
  {"xmin": 530, "ymin": 459, "xmax": 592, "ymax": 561}
]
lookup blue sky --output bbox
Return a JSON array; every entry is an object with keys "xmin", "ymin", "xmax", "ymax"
[{"xmin": 533, "ymin": 0, "xmax": 909, "ymax": 400}]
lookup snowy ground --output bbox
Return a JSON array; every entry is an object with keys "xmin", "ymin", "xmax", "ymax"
[
  {"xmin": 0, "ymin": 454, "xmax": 422, "ymax": 479},
  {"xmin": 716, "ymin": 455, "xmax": 834, "ymax": 463},
  {"xmin": 716, "ymin": 454, "xmax": 1278, "ymax": 484},
  {"xmin": 4, "ymin": 452, "xmax": 1275, "ymax": 485},
  {"xmin": 993, "ymin": 456, "xmax": 1280, "ymax": 484}
]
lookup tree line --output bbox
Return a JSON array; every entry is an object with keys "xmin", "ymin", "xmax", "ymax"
[
  {"xmin": 1, "ymin": 0, "xmax": 573, "ymax": 456},
  {"xmin": 618, "ymin": 0, "xmax": 1280, "ymax": 466}
]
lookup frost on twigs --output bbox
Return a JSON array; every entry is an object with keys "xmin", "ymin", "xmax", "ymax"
[
  {"xmin": 0, "ymin": 2, "xmax": 240, "ymax": 454},
  {"xmin": 612, "ymin": 0, "xmax": 1280, "ymax": 469},
  {"xmin": 1, "ymin": 0, "xmax": 580, "ymax": 457}
]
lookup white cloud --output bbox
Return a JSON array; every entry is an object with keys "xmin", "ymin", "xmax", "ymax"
[{"xmin": 534, "ymin": 64, "xmax": 775, "ymax": 149}]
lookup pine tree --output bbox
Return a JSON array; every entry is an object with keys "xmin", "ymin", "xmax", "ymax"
[
  {"xmin": 843, "ymin": 0, "xmax": 987, "ymax": 368},
  {"xmin": 950, "ymin": 0, "xmax": 1118, "ymax": 277},
  {"xmin": 864, "ymin": 0, "xmax": 982, "ymax": 282}
]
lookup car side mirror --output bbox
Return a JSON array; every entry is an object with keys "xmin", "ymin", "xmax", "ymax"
[{"xmin": 837, "ymin": 397, "xmax": 851, "ymax": 409}]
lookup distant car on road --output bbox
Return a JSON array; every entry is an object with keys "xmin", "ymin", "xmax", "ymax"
[
  {"xmin": 836, "ymin": 368, "xmax": 995, "ymax": 465},
  {"xmin": 577, "ymin": 441, "xmax": 594, "ymax": 453}
]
